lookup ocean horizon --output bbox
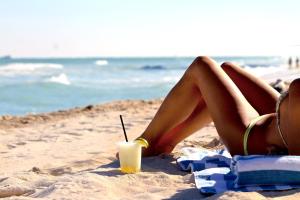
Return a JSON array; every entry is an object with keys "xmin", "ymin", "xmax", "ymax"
[{"xmin": 0, "ymin": 56, "xmax": 291, "ymax": 116}]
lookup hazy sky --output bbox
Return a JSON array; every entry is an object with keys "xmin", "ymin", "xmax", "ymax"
[{"xmin": 1, "ymin": 0, "xmax": 300, "ymax": 57}]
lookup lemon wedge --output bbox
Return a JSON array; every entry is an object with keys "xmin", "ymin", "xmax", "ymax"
[{"xmin": 135, "ymin": 138, "xmax": 149, "ymax": 148}]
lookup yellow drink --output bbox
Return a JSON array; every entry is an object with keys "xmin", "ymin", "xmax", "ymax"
[{"xmin": 118, "ymin": 141, "xmax": 142, "ymax": 173}]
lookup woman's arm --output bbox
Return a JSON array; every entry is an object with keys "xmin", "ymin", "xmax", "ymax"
[{"xmin": 287, "ymin": 79, "xmax": 300, "ymax": 155}]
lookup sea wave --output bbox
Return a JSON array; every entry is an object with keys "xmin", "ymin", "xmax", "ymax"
[
  {"xmin": 93, "ymin": 75, "xmax": 180, "ymax": 86},
  {"xmin": 95, "ymin": 60, "xmax": 108, "ymax": 66},
  {"xmin": 0, "ymin": 63, "xmax": 64, "ymax": 77},
  {"xmin": 45, "ymin": 73, "xmax": 71, "ymax": 85},
  {"xmin": 244, "ymin": 65, "xmax": 286, "ymax": 76},
  {"xmin": 141, "ymin": 65, "xmax": 166, "ymax": 70}
]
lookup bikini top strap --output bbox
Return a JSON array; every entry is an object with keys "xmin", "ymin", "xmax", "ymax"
[{"xmin": 277, "ymin": 121, "xmax": 289, "ymax": 149}]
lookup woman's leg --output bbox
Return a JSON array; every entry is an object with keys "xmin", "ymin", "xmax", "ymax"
[
  {"xmin": 150, "ymin": 62, "xmax": 280, "ymax": 155},
  {"xmin": 139, "ymin": 67, "xmax": 205, "ymax": 156},
  {"xmin": 177, "ymin": 57, "xmax": 260, "ymax": 155},
  {"xmin": 151, "ymin": 99, "xmax": 211, "ymax": 155},
  {"xmin": 221, "ymin": 62, "xmax": 280, "ymax": 114},
  {"xmin": 140, "ymin": 56, "xmax": 259, "ymax": 156}
]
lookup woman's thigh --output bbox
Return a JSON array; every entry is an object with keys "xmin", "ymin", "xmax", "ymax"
[
  {"xmin": 185, "ymin": 56, "xmax": 259, "ymax": 154},
  {"xmin": 221, "ymin": 62, "xmax": 280, "ymax": 115}
]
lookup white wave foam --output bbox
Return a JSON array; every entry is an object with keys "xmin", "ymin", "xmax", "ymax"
[
  {"xmin": 244, "ymin": 65, "xmax": 285, "ymax": 76},
  {"xmin": 95, "ymin": 75, "xmax": 181, "ymax": 86},
  {"xmin": 46, "ymin": 73, "xmax": 70, "ymax": 85},
  {"xmin": 243, "ymin": 65, "xmax": 300, "ymax": 82},
  {"xmin": 162, "ymin": 76, "xmax": 180, "ymax": 83},
  {"xmin": 0, "ymin": 63, "xmax": 63, "ymax": 77},
  {"xmin": 95, "ymin": 60, "xmax": 108, "ymax": 66}
]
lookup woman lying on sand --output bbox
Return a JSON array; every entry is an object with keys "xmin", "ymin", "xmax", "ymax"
[{"xmin": 136, "ymin": 56, "xmax": 300, "ymax": 156}]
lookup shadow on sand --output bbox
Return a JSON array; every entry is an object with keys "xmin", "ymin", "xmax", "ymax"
[
  {"xmin": 259, "ymin": 188, "xmax": 300, "ymax": 198},
  {"xmin": 89, "ymin": 155, "xmax": 300, "ymax": 199},
  {"xmin": 90, "ymin": 154, "xmax": 205, "ymax": 199},
  {"xmin": 91, "ymin": 154, "xmax": 187, "ymax": 177},
  {"xmin": 89, "ymin": 160, "xmax": 122, "ymax": 177},
  {"xmin": 163, "ymin": 188, "xmax": 206, "ymax": 200}
]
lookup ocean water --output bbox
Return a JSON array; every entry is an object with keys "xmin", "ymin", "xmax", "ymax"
[{"xmin": 0, "ymin": 56, "xmax": 287, "ymax": 115}]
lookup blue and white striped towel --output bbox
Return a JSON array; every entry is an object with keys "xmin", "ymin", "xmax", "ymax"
[
  {"xmin": 177, "ymin": 147, "xmax": 300, "ymax": 195},
  {"xmin": 232, "ymin": 155, "xmax": 300, "ymax": 187}
]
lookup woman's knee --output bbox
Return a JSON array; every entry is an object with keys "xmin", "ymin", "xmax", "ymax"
[
  {"xmin": 220, "ymin": 62, "xmax": 237, "ymax": 72},
  {"xmin": 290, "ymin": 78, "xmax": 300, "ymax": 88},
  {"xmin": 194, "ymin": 56, "xmax": 215, "ymax": 67},
  {"xmin": 289, "ymin": 78, "xmax": 300, "ymax": 93},
  {"xmin": 185, "ymin": 56, "xmax": 217, "ymax": 78},
  {"xmin": 220, "ymin": 62, "xmax": 244, "ymax": 78}
]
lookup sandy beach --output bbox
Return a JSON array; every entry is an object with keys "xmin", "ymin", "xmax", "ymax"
[
  {"xmin": 1, "ymin": 94, "xmax": 300, "ymax": 199},
  {"xmin": 2, "ymin": 0, "xmax": 300, "ymax": 198}
]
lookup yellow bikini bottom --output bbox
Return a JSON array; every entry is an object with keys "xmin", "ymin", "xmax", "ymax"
[{"xmin": 243, "ymin": 114, "xmax": 273, "ymax": 155}]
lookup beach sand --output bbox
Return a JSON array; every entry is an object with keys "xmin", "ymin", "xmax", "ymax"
[{"xmin": 1, "ymin": 96, "xmax": 300, "ymax": 199}]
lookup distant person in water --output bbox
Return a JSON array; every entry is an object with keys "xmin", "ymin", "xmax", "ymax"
[
  {"xmin": 135, "ymin": 56, "xmax": 300, "ymax": 157},
  {"xmin": 296, "ymin": 57, "xmax": 299, "ymax": 68},
  {"xmin": 288, "ymin": 57, "xmax": 293, "ymax": 69}
]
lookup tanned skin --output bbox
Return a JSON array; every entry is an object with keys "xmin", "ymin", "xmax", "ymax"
[{"xmin": 137, "ymin": 56, "xmax": 298, "ymax": 157}]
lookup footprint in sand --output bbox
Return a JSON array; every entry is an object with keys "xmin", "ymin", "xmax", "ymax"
[
  {"xmin": 48, "ymin": 167, "xmax": 72, "ymax": 176},
  {"xmin": 124, "ymin": 123, "xmax": 133, "ymax": 127},
  {"xmin": 62, "ymin": 131, "xmax": 82, "ymax": 136},
  {"xmin": 28, "ymin": 138, "xmax": 47, "ymax": 142},
  {"xmin": 16, "ymin": 153, "xmax": 28, "ymax": 158},
  {"xmin": 52, "ymin": 123, "xmax": 66, "ymax": 128},
  {"xmin": 87, "ymin": 113, "xmax": 98, "ymax": 118},
  {"xmin": 73, "ymin": 159, "xmax": 97, "ymax": 168},
  {"xmin": 87, "ymin": 151, "xmax": 102, "ymax": 155},
  {"xmin": 15, "ymin": 142, "xmax": 26, "ymax": 146},
  {"xmin": 6, "ymin": 144, "xmax": 16, "ymax": 149},
  {"xmin": 31, "ymin": 167, "xmax": 42, "ymax": 174},
  {"xmin": 79, "ymin": 121, "xmax": 89, "ymax": 125},
  {"xmin": 101, "ymin": 129, "xmax": 117, "ymax": 134},
  {"xmin": 62, "ymin": 138, "xmax": 72, "ymax": 143}
]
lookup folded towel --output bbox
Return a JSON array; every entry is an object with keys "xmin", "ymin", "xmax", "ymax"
[
  {"xmin": 232, "ymin": 155, "xmax": 300, "ymax": 187},
  {"xmin": 177, "ymin": 147, "xmax": 300, "ymax": 195},
  {"xmin": 177, "ymin": 147, "xmax": 231, "ymax": 172}
]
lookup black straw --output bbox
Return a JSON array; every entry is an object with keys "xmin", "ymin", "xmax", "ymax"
[{"xmin": 120, "ymin": 115, "xmax": 128, "ymax": 142}]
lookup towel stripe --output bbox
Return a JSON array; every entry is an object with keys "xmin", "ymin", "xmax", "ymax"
[{"xmin": 177, "ymin": 147, "xmax": 300, "ymax": 195}]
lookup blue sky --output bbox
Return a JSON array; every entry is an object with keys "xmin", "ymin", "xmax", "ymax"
[{"xmin": 0, "ymin": 0, "xmax": 299, "ymax": 57}]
